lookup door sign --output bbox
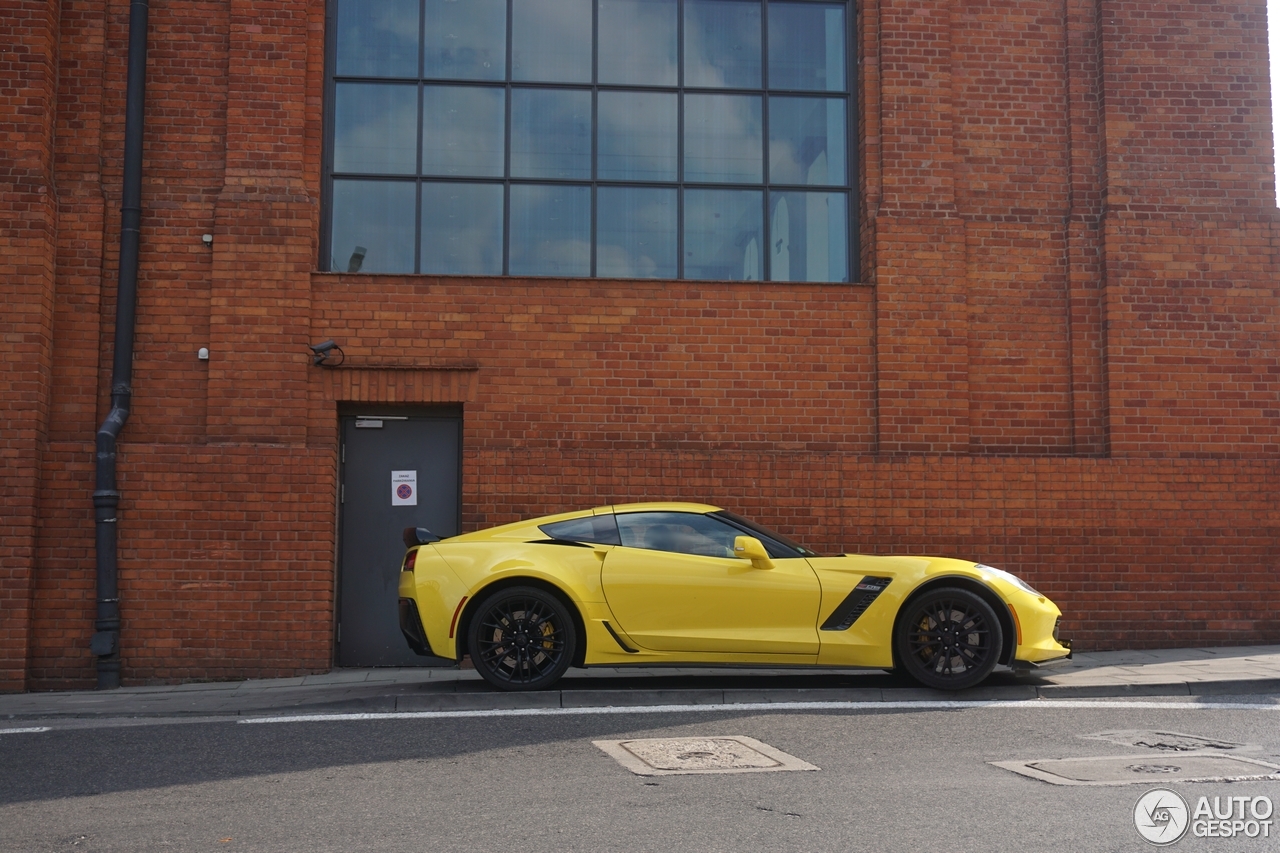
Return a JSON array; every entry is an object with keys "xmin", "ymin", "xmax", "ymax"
[{"xmin": 391, "ymin": 470, "xmax": 417, "ymax": 506}]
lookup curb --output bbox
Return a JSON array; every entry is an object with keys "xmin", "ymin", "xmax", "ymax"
[{"xmin": 4, "ymin": 677, "xmax": 1279, "ymax": 720}]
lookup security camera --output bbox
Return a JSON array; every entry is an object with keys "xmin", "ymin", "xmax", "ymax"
[
  {"xmin": 308, "ymin": 339, "xmax": 344, "ymax": 367},
  {"xmin": 347, "ymin": 246, "xmax": 367, "ymax": 273}
]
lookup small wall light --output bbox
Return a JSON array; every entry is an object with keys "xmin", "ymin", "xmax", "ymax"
[
  {"xmin": 308, "ymin": 339, "xmax": 344, "ymax": 367},
  {"xmin": 201, "ymin": 234, "xmax": 213, "ymax": 246},
  {"xmin": 197, "ymin": 347, "xmax": 210, "ymax": 361}
]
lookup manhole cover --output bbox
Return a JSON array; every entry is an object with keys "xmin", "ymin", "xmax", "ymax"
[
  {"xmin": 594, "ymin": 736, "xmax": 819, "ymax": 776},
  {"xmin": 991, "ymin": 754, "xmax": 1280, "ymax": 786},
  {"xmin": 1083, "ymin": 730, "xmax": 1245, "ymax": 752}
]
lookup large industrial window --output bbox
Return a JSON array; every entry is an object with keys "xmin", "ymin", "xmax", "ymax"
[{"xmin": 323, "ymin": 0, "xmax": 854, "ymax": 281}]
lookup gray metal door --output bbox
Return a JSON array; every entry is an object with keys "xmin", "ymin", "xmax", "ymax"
[{"xmin": 337, "ymin": 412, "xmax": 460, "ymax": 666}]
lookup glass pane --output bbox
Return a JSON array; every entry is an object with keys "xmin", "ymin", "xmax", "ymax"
[
  {"xmin": 422, "ymin": 86, "xmax": 505, "ymax": 177},
  {"xmin": 512, "ymin": 0, "xmax": 592, "ymax": 82},
  {"xmin": 768, "ymin": 3, "xmax": 845, "ymax": 91},
  {"xmin": 539, "ymin": 515, "xmax": 622, "ymax": 544},
  {"xmin": 329, "ymin": 180, "xmax": 417, "ymax": 273},
  {"xmin": 768, "ymin": 96, "xmax": 846, "ymax": 185},
  {"xmin": 616, "ymin": 511, "xmax": 742, "ymax": 557},
  {"xmin": 684, "ymin": 94, "xmax": 762, "ymax": 182},
  {"xmin": 511, "ymin": 89, "xmax": 592, "ymax": 179},
  {"xmin": 510, "ymin": 184, "xmax": 591, "ymax": 276},
  {"xmin": 597, "ymin": 187, "xmax": 677, "ymax": 278},
  {"xmin": 598, "ymin": 92, "xmax": 678, "ymax": 181},
  {"xmin": 420, "ymin": 182, "xmax": 503, "ymax": 275},
  {"xmin": 684, "ymin": 188, "xmax": 763, "ymax": 280},
  {"xmin": 333, "ymin": 83, "xmax": 419, "ymax": 174},
  {"xmin": 336, "ymin": 0, "xmax": 419, "ymax": 77},
  {"xmin": 768, "ymin": 191, "xmax": 848, "ymax": 282},
  {"xmin": 424, "ymin": 0, "xmax": 506, "ymax": 81},
  {"xmin": 599, "ymin": 0, "xmax": 678, "ymax": 86},
  {"xmin": 684, "ymin": 0, "xmax": 762, "ymax": 88}
]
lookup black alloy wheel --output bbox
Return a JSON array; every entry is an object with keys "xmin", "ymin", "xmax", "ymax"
[
  {"xmin": 894, "ymin": 587, "xmax": 1003, "ymax": 690},
  {"xmin": 467, "ymin": 586, "xmax": 577, "ymax": 691}
]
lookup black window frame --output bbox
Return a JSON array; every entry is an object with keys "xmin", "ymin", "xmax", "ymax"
[
  {"xmin": 710, "ymin": 509, "xmax": 820, "ymax": 557},
  {"xmin": 539, "ymin": 514, "xmax": 622, "ymax": 545},
  {"xmin": 321, "ymin": 0, "xmax": 859, "ymax": 281}
]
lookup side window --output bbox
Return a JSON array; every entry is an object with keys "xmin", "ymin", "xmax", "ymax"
[
  {"xmin": 615, "ymin": 512, "xmax": 743, "ymax": 558},
  {"xmin": 539, "ymin": 515, "xmax": 621, "ymax": 545},
  {"xmin": 324, "ymin": 0, "xmax": 854, "ymax": 280}
]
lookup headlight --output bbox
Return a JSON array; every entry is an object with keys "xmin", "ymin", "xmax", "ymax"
[{"xmin": 975, "ymin": 564, "xmax": 1041, "ymax": 597}]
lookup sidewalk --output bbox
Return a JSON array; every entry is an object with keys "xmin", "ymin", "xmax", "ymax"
[{"xmin": 2, "ymin": 645, "xmax": 1278, "ymax": 720}]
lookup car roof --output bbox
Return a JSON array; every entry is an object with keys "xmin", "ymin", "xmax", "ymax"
[
  {"xmin": 441, "ymin": 502, "xmax": 724, "ymax": 543},
  {"xmin": 610, "ymin": 501, "xmax": 722, "ymax": 514}
]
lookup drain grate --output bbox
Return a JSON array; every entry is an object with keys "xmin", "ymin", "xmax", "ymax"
[
  {"xmin": 991, "ymin": 754, "xmax": 1280, "ymax": 787},
  {"xmin": 1082, "ymin": 730, "xmax": 1245, "ymax": 753},
  {"xmin": 594, "ymin": 736, "xmax": 819, "ymax": 776}
]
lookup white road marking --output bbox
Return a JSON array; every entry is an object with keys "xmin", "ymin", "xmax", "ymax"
[
  {"xmin": 0, "ymin": 726, "xmax": 51, "ymax": 735},
  {"xmin": 237, "ymin": 698, "xmax": 1280, "ymax": 725}
]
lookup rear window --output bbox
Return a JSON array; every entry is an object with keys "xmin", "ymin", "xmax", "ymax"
[{"xmin": 538, "ymin": 515, "xmax": 621, "ymax": 545}]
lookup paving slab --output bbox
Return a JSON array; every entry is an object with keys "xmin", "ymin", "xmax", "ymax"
[
  {"xmin": 1035, "ymin": 682, "xmax": 1192, "ymax": 698},
  {"xmin": 395, "ymin": 691, "xmax": 562, "ymax": 712},
  {"xmin": 363, "ymin": 669, "xmax": 443, "ymax": 684},
  {"xmin": 721, "ymin": 688, "xmax": 884, "ymax": 704},
  {"xmin": 889, "ymin": 684, "xmax": 1040, "ymax": 701},
  {"xmin": 1187, "ymin": 677, "xmax": 1280, "ymax": 695},
  {"xmin": 561, "ymin": 689, "xmax": 726, "ymax": 708},
  {"xmin": 300, "ymin": 671, "xmax": 374, "ymax": 685}
]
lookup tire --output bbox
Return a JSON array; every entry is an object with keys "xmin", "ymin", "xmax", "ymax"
[
  {"xmin": 895, "ymin": 587, "xmax": 1003, "ymax": 691},
  {"xmin": 467, "ymin": 586, "xmax": 577, "ymax": 691}
]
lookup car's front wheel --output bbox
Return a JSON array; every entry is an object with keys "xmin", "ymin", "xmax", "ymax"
[
  {"xmin": 467, "ymin": 586, "xmax": 577, "ymax": 691},
  {"xmin": 895, "ymin": 587, "xmax": 1003, "ymax": 690}
]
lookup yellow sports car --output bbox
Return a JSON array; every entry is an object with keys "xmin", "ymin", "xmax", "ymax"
[{"xmin": 397, "ymin": 502, "xmax": 1071, "ymax": 691}]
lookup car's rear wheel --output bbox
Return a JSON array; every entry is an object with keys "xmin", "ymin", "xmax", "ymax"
[
  {"xmin": 467, "ymin": 586, "xmax": 576, "ymax": 691},
  {"xmin": 895, "ymin": 587, "xmax": 1003, "ymax": 690}
]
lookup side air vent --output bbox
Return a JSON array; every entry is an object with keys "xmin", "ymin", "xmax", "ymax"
[
  {"xmin": 602, "ymin": 621, "xmax": 639, "ymax": 654},
  {"xmin": 820, "ymin": 577, "xmax": 893, "ymax": 631}
]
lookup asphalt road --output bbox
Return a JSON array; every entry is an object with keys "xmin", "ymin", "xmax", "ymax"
[{"xmin": 4, "ymin": 699, "xmax": 1280, "ymax": 852}]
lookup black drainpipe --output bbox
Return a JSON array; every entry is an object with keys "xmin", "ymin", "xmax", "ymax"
[{"xmin": 92, "ymin": 0, "xmax": 151, "ymax": 690}]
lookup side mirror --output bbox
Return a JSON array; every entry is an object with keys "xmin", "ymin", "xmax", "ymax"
[{"xmin": 733, "ymin": 536, "xmax": 775, "ymax": 570}]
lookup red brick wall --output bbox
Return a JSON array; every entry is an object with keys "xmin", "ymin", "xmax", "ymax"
[
  {"xmin": 955, "ymin": 0, "xmax": 1074, "ymax": 453},
  {"xmin": 312, "ymin": 278, "xmax": 879, "ymax": 453},
  {"xmin": 1096, "ymin": 0, "xmax": 1280, "ymax": 456},
  {"xmin": 29, "ymin": 444, "xmax": 335, "ymax": 689},
  {"xmin": 6, "ymin": 0, "xmax": 1278, "ymax": 687},
  {"xmin": 0, "ymin": 0, "xmax": 60, "ymax": 692}
]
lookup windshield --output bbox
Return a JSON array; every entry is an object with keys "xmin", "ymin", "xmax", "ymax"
[{"xmin": 710, "ymin": 510, "xmax": 822, "ymax": 558}]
